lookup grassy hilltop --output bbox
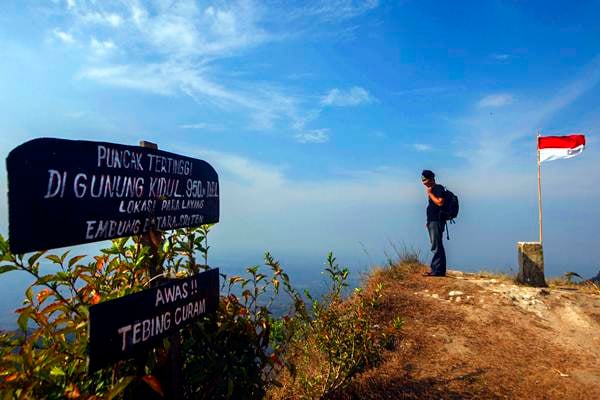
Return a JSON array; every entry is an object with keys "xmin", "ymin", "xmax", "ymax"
[{"xmin": 315, "ymin": 261, "xmax": 600, "ymax": 400}]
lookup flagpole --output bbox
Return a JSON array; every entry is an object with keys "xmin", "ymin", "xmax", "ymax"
[{"xmin": 537, "ymin": 132, "xmax": 543, "ymax": 244}]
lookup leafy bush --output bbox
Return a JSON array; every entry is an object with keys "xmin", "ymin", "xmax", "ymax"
[
  {"xmin": 271, "ymin": 253, "xmax": 402, "ymax": 400},
  {"xmin": 0, "ymin": 227, "xmax": 215, "ymax": 399},
  {"xmin": 0, "ymin": 229, "xmax": 400, "ymax": 399},
  {"xmin": 179, "ymin": 253, "xmax": 303, "ymax": 400}
]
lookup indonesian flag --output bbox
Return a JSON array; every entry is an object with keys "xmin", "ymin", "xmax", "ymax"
[{"xmin": 538, "ymin": 134, "xmax": 585, "ymax": 163}]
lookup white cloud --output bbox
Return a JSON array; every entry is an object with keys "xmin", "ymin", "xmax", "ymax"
[
  {"xmin": 63, "ymin": 1, "xmax": 268, "ymax": 58},
  {"xmin": 393, "ymin": 86, "xmax": 454, "ymax": 97},
  {"xmin": 129, "ymin": 0, "xmax": 268, "ymax": 59},
  {"xmin": 183, "ymin": 147, "xmax": 418, "ymax": 207},
  {"xmin": 65, "ymin": 110, "xmax": 87, "ymax": 118},
  {"xmin": 456, "ymin": 55, "xmax": 600, "ymax": 169},
  {"xmin": 190, "ymin": 148, "xmax": 287, "ymax": 187},
  {"xmin": 90, "ymin": 37, "xmax": 116, "ymax": 56},
  {"xmin": 491, "ymin": 53, "xmax": 510, "ymax": 61},
  {"xmin": 80, "ymin": 62, "xmax": 302, "ymax": 132},
  {"xmin": 295, "ymin": 129, "xmax": 329, "ymax": 143},
  {"xmin": 531, "ymin": 55, "xmax": 600, "ymax": 122},
  {"xmin": 287, "ymin": 72, "xmax": 317, "ymax": 80},
  {"xmin": 180, "ymin": 123, "xmax": 210, "ymax": 129},
  {"xmin": 477, "ymin": 93, "xmax": 514, "ymax": 108},
  {"xmin": 81, "ymin": 62, "xmax": 243, "ymax": 100},
  {"xmin": 321, "ymin": 86, "xmax": 373, "ymax": 107},
  {"xmin": 413, "ymin": 143, "xmax": 432, "ymax": 152},
  {"xmin": 70, "ymin": 1, "xmax": 298, "ymax": 131},
  {"xmin": 130, "ymin": 3, "xmax": 146, "ymax": 26},
  {"xmin": 56, "ymin": 0, "xmax": 380, "ymax": 142},
  {"xmin": 53, "ymin": 28, "xmax": 75, "ymax": 44},
  {"xmin": 205, "ymin": 6, "xmax": 237, "ymax": 36},
  {"xmin": 167, "ymin": 145, "xmax": 426, "ymax": 255},
  {"xmin": 66, "ymin": 0, "xmax": 76, "ymax": 10},
  {"xmin": 107, "ymin": 13, "xmax": 122, "ymax": 27},
  {"xmin": 84, "ymin": 12, "xmax": 122, "ymax": 27},
  {"xmin": 80, "ymin": 64, "xmax": 174, "ymax": 95},
  {"xmin": 179, "ymin": 123, "xmax": 224, "ymax": 131},
  {"xmin": 291, "ymin": 0, "xmax": 379, "ymax": 22}
]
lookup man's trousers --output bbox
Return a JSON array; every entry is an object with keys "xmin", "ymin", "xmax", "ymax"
[{"xmin": 427, "ymin": 221, "xmax": 446, "ymax": 276}]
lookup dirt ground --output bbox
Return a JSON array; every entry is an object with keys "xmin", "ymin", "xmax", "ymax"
[{"xmin": 343, "ymin": 268, "xmax": 600, "ymax": 400}]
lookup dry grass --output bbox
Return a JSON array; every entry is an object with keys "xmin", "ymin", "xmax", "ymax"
[
  {"xmin": 269, "ymin": 253, "xmax": 425, "ymax": 400},
  {"xmin": 386, "ymin": 242, "xmax": 422, "ymax": 265},
  {"xmin": 547, "ymin": 276, "xmax": 600, "ymax": 295},
  {"xmin": 467, "ymin": 270, "xmax": 600, "ymax": 295},
  {"xmin": 470, "ymin": 270, "xmax": 516, "ymax": 284},
  {"xmin": 341, "ymin": 263, "xmax": 600, "ymax": 400},
  {"xmin": 267, "ymin": 334, "xmax": 329, "ymax": 400},
  {"xmin": 271, "ymin": 257, "xmax": 600, "ymax": 399},
  {"xmin": 371, "ymin": 242, "xmax": 425, "ymax": 283},
  {"xmin": 369, "ymin": 260, "xmax": 423, "ymax": 283}
]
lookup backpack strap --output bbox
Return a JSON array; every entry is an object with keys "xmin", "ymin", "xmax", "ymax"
[{"xmin": 445, "ymin": 220, "xmax": 450, "ymax": 240}]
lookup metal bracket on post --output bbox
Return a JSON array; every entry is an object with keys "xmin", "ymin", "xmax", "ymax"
[{"xmin": 139, "ymin": 140, "xmax": 158, "ymax": 150}]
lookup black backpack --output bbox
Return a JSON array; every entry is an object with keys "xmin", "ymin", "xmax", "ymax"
[
  {"xmin": 441, "ymin": 187, "xmax": 459, "ymax": 221},
  {"xmin": 440, "ymin": 188, "xmax": 459, "ymax": 240}
]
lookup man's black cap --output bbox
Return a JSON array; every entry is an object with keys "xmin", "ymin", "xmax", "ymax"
[{"xmin": 421, "ymin": 170, "xmax": 435, "ymax": 180}]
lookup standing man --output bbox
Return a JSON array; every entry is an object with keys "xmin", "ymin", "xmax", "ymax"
[{"xmin": 421, "ymin": 170, "xmax": 446, "ymax": 277}]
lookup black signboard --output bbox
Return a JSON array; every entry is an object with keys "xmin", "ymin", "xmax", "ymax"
[
  {"xmin": 7, "ymin": 138, "xmax": 219, "ymax": 253},
  {"xmin": 88, "ymin": 268, "xmax": 219, "ymax": 371}
]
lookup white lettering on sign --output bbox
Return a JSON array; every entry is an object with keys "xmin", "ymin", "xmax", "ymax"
[
  {"xmin": 43, "ymin": 171, "xmax": 213, "ymax": 202},
  {"xmin": 160, "ymin": 199, "xmax": 205, "ymax": 212},
  {"xmin": 185, "ymin": 179, "xmax": 205, "ymax": 198},
  {"xmin": 32, "ymin": 144, "xmax": 217, "ymax": 251},
  {"xmin": 148, "ymin": 177, "xmax": 183, "ymax": 198},
  {"xmin": 97, "ymin": 145, "xmax": 144, "ymax": 171},
  {"xmin": 182, "ymin": 199, "xmax": 204, "ymax": 210},
  {"xmin": 117, "ymin": 311, "xmax": 171, "ymax": 351},
  {"xmin": 207, "ymin": 181, "xmax": 219, "ymax": 198},
  {"xmin": 153, "ymin": 214, "xmax": 203, "ymax": 230},
  {"xmin": 155, "ymin": 282, "xmax": 189, "ymax": 306},
  {"xmin": 161, "ymin": 199, "xmax": 180, "ymax": 212},
  {"xmin": 44, "ymin": 169, "xmax": 67, "ymax": 199},
  {"xmin": 174, "ymin": 299, "xmax": 206, "ymax": 326},
  {"xmin": 88, "ymin": 175, "xmax": 145, "ymax": 199},
  {"xmin": 85, "ymin": 219, "xmax": 142, "ymax": 240},
  {"xmin": 114, "ymin": 296, "xmax": 208, "ymax": 352},
  {"xmin": 118, "ymin": 199, "xmax": 156, "ymax": 214},
  {"xmin": 73, "ymin": 173, "xmax": 87, "ymax": 198},
  {"xmin": 146, "ymin": 154, "xmax": 192, "ymax": 176}
]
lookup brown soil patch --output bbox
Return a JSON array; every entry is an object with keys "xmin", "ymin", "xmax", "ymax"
[{"xmin": 340, "ymin": 268, "xmax": 600, "ymax": 400}]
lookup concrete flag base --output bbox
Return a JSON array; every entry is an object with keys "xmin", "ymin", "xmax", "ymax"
[{"xmin": 516, "ymin": 242, "xmax": 547, "ymax": 287}]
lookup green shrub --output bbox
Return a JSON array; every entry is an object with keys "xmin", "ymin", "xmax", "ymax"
[
  {"xmin": 273, "ymin": 253, "xmax": 402, "ymax": 400},
  {"xmin": 0, "ymin": 230, "xmax": 400, "ymax": 400},
  {"xmin": 0, "ymin": 226, "xmax": 218, "ymax": 399},
  {"xmin": 0, "ymin": 233, "xmax": 152, "ymax": 399},
  {"xmin": 179, "ymin": 253, "xmax": 303, "ymax": 400}
]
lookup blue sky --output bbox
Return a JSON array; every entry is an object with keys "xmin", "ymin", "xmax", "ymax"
[{"xmin": 1, "ymin": 0, "xmax": 600, "ymax": 286}]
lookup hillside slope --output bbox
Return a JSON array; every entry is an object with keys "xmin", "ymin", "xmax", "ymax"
[{"xmin": 343, "ymin": 267, "xmax": 600, "ymax": 399}]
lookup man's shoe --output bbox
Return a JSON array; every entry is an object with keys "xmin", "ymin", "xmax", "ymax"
[{"xmin": 422, "ymin": 271, "xmax": 445, "ymax": 277}]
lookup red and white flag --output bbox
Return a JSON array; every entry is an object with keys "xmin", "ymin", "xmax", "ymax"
[{"xmin": 538, "ymin": 134, "xmax": 586, "ymax": 163}]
